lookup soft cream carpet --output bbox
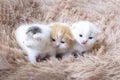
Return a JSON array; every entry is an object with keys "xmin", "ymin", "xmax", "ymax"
[{"xmin": 0, "ymin": 0, "xmax": 120, "ymax": 80}]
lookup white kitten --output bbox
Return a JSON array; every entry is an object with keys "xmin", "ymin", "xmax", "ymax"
[
  {"xmin": 71, "ymin": 21, "xmax": 100, "ymax": 54},
  {"xmin": 15, "ymin": 23, "xmax": 56, "ymax": 63}
]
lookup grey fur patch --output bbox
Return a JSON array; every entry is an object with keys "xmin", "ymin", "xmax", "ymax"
[{"xmin": 26, "ymin": 26, "xmax": 41, "ymax": 34}]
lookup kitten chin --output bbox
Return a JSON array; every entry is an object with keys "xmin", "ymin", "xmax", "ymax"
[
  {"xmin": 15, "ymin": 23, "xmax": 56, "ymax": 63},
  {"xmin": 71, "ymin": 20, "xmax": 100, "ymax": 54}
]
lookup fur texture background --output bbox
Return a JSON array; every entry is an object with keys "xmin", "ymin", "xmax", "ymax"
[{"xmin": 0, "ymin": 0, "xmax": 120, "ymax": 80}]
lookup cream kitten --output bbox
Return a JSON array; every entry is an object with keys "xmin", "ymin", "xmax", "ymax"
[
  {"xmin": 15, "ymin": 23, "xmax": 56, "ymax": 63},
  {"xmin": 49, "ymin": 23, "xmax": 75, "ymax": 59},
  {"xmin": 71, "ymin": 21, "xmax": 100, "ymax": 54}
]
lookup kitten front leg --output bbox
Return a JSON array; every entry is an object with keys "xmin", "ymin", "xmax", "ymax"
[
  {"xmin": 28, "ymin": 54, "xmax": 37, "ymax": 63},
  {"xmin": 49, "ymin": 51, "xmax": 57, "ymax": 61},
  {"xmin": 26, "ymin": 50, "xmax": 39, "ymax": 63},
  {"xmin": 62, "ymin": 52, "xmax": 72, "ymax": 60},
  {"xmin": 50, "ymin": 55, "xmax": 57, "ymax": 61}
]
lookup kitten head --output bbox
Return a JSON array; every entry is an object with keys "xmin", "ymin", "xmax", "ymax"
[
  {"xmin": 71, "ymin": 21, "xmax": 100, "ymax": 48},
  {"xmin": 26, "ymin": 24, "xmax": 50, "ymax": 42},
  {"xmin": 50, "ymin": 23, "xmax": 74, "ymax": 50}
]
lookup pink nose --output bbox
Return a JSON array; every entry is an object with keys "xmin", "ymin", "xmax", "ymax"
[
  {"xmin": 56, "ymin": 45, "xmax": 59, "ymax": 48},
  {"xmin": 82, "ymin": 40, "xmax": 87, "ymax": 44}
]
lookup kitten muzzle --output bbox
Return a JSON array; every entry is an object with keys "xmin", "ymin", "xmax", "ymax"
[
  {"xmin": 55, "ymin": 45, "xmax": 60, "ymax": 48},
  {"xmin": 82, "ymin": 40, "xmax": 88, "ymax": 45}
]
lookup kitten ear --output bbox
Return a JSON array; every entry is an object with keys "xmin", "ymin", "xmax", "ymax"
[
  {"xmin": 91, "ymin": 24, "xmax": 101, "ymax": 34},
  {"xmin": 66, "ymin": 34, "xmax": 75, "ymax": 41},
  {"xmin": 96, "ymin": 29, "xmax": 101, "ymax": 34},
  {"xmin": 48, "ymin": 23, "xmax": 55, "ymax": 27},
  {"xmin": 71, "ymin": 24, "xmax": 76, "ymax": 30},
  {"xmin": 94, "ymin": 27, "xmax": 101, "ymax": 34},
  {"xmin": 71, "ymin": 37, "xmax": 75, "ymax": 41}
]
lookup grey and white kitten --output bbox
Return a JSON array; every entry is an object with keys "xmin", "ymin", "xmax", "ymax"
[{"xmin": 15, "ymin": 23, "xmax": 56, "ymax": 63}]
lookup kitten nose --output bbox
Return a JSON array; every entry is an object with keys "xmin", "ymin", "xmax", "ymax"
[
  {"xmin": 82, "ymin": 40, "xmax": 88, "ymax": 44},
  {"xmin": 56, "ymin": 45, "xmax": 59, "ymax": 48}
]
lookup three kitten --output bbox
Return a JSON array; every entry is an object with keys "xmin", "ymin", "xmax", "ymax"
[{"xmin": 15, "ymin": 21, "xmax": 100, "ymax": 63}]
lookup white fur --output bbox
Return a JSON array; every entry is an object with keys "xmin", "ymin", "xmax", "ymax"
[
  {"xmin": 15, "ymin": 23, "xmax": 56, "ymax": 63},
  {"xmin": 71, "ymin": 21, "xmax": 100, "ymax": 53}
]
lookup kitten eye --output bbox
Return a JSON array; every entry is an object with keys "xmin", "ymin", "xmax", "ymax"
[
  {"xmin": 52, "ymin": 38, "xmax": 56, "ymax": 42},
  {"xmin": 33, "ymin": 32, "xmax": 37, "ymax": 34},
  {"xmin": 61, "ymin": 41, "xmax": 65, "ymax": 43},
  {"xmin": 89, "ymin": 37, "xmax": 93, "ymax": 39},
  {"xmin": 79, "ymin": 34, "xmax": 83, "ymax": 37}
]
